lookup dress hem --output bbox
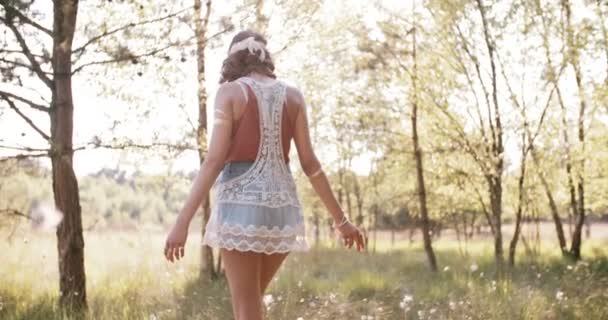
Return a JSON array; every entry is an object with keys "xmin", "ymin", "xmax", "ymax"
[{"xmin": 201, "ymin": 238, "xmax": 311, "ymax": 255}]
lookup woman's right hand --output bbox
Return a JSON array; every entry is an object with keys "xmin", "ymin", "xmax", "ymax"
[
  {"xmin": 164, "ymin": 218, "xmax": 189, "ymax": 263},
  {"xmin": 335, "ymin": 221, "xmax": 366, "ymax": 252}
]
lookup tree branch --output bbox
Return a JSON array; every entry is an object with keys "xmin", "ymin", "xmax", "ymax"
[
  {"xmin": 0, "ymin": 208, "xmax": 32, "ymax": 220},
  {"xmin": 0, "ymin": 57, "xmax": 53, "ymax": 75},
  {"xmin": 0, "ymin": 144, "xmax": 49, "ymax": 152},
  {"xmin": 0, "ymin": 90, "xmax": 50, "ymax": 112},
  {"xmin": 71, "ymin": 6, "xmax": 192, "ymax": 58},
  {"xmin": 74, "ymin": 140, "xmax": 197, "ymax": 152},
  {"xmin": 0, "ymin": 152, "xmax": 48, "ymax": 162},
  {"xmin": 71, "ymin": 40, "xmax": 184, "ymax": 74},
  {"xmin": 0, "ymin": 93, "xmax": 50, "ymax": 140},
  {"xmin": 71, "ymin": 25, "xmax": 231, "ymax": 75},
  {"xmin": 1, "ymin": 4, "xmax": 52, "ymax": 36},
  {"xmin": 0, "ymin": 16, "xmax": 53, "ymax": 88},
  {"xmin": 454, "ymin": 24, "xmax": 496, "ymax": 143},
  {"xmin": 0, "ymin": 48, "xmax": 47, "ymax": 58},
  {"xmin": 273, "ymin": 5, "xmax": 320, "ymax": 56},
  {"xmin": 427, "ymin": 93, "xmax": 490, "ymax": 175}
]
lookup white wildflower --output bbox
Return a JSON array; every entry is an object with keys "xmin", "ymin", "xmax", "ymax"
[
  {"xmin": 263, "ymin": 294, "xmax": 274, "ymax": 308},
  {"xmin": 470, "ymin": 263, "xmax": 479, "ymax": 272},
  {"xmin": 329, "ymin": 292, "xmax": 337, "ymax": 303},
  {"xmin": 399, "ymin": 294, "xmax": 414, "ymax": 310}
]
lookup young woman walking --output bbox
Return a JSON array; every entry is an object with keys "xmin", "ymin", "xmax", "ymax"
[{"xmin": 164, "ymin": 30, "xmax": 365, "ymax": 320}]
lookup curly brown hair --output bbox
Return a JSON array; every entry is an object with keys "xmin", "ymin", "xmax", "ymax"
[{"xmin": 219, "ymin": 30, "xmax": 276, "ymax": 84}]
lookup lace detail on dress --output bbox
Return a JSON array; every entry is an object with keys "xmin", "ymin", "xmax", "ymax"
[
  {"xmin": 202, "ymin": 221, "xmax": 309, "ymax": 253},
  {"xmin": 213, "ymin": 78, "xmax": 301, "ymax": 209},
  {"xmin": 212, "ymin": 221, "xmax": 304, "ymax": 238},
  {"xmin": 202, "ymin": 77, "xmax": 309, "ymax": 254},
  {"xmin": 204, "ymin": 234, "xmax": 309, "ymax": 254}
]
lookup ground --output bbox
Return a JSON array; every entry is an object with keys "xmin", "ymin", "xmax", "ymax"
[{"xmin": 0, "ymin": 225, "xmax": 607, "ymax": 320}]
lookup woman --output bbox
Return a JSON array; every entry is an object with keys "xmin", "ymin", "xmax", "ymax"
[{"xmin": 164, "ymin": 30, "xmax": 365, "ymax": 320}]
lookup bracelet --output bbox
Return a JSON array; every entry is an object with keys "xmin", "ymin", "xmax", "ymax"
[
  {"xmin": 332, "ymin": 214, "xmax": 349, "ymax": 228},
  {"xmin": 308, "ymin": 167, "xmax": 323, "ymax": 179}
]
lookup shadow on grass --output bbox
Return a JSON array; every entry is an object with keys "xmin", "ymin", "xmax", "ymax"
[{"xmin": 176, "ymin": 275, "xmax": 233, "ymax": 320}]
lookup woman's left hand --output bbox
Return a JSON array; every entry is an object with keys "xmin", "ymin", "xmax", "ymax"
[
  {"xmin": 164, "ymin": 219, "xmax": 189, "ymax": 262},
  {"xmin": 336, "ymin": 221, "xmax": 366, "ymax": 252}
]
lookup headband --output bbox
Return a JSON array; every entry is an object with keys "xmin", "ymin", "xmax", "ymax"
[{"xmin": 228, "ymin": 36, "xmax": 266, "ymax": 61}]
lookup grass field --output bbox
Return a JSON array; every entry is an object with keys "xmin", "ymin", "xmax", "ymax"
[{"xmin": 0, "ymin": 226, "xmax": 607, "ymax": 320}]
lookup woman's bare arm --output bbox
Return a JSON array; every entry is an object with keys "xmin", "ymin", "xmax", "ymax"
[
  {"xmin": 175, "ymin": 83, "xmax": 239, "ymax": 227},
  {"xmin": 165, "ymin": 82, "xmax": 241, "ymax": 262},
  {"xmin": 290, "ymin": 86, "xmax": 365, "ymax": 251},
  {"xmin": 290, "ymin": 86, "xmax": 345, "ymax": 224}
]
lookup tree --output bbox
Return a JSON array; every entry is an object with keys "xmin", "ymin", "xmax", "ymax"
[
  {"xmin": 561, "ymin": 0, "xmax": 589, "ymax": 260},
  {"xmin": 193, "ymin": 0, "xmax": 218, "ymax": 280},
  {"xmin": 1, "ymin": 0, "xmax": 87, "ymax": 310},
  {"xmin": 423, "ymin": 0, "xmax": 509, "ymax": 272},
  {"xmin": 410, "ymin": 0, "xmax": 438, "ymax": 272},
  {"xmin": 1, "ymin": 0, "xmax": 196, "ymax": 310},
  {"xmin": 526, "ymin": 0, "xmax": 605, "ymax": 260}
]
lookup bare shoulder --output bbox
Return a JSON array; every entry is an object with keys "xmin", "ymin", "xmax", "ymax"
[
  {"xmin": 284, "ymin": 83, "xmax": 306, "ymax": 115},
  {"xmin": 215, "ymin": 81, "xmax": 246, "ymax": 106}
]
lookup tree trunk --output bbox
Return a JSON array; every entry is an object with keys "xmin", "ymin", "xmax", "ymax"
[
  {"xmin": 410, "ymin": 11, "xmax": 437, "ymax": 272},
  {"xmin": 345, "ymin": 171, "xmax": 353, "ymax": 221},
  {"xmin": 476, "ymin": 0, "xmax": 505, "ymax": 272},
  {"xmin": 563, "ymin": 0, "xmax": 587, "ymax": 260},
  {"xmin": 454, "ymin": 214, "xmax": 464, "ymax": 256},
  {"xmin": 51, "ymin": 0, "xmax": 87, "ymax": 311},
  {"xmin": 560, "ymin": 100, "xmax": 576, "ymax": 240},
  {"xmin": 534, "ymin": 0, "xmax": 570, "ymax": 256},
  {"xmin": 194, "ymin": 0, "xmax": 216, "ymax": 279},
  {"xmin": 489, "ymin": 179, "xmax": 504, "ymax": 270},
  {"xmin": 531, "ymin": 147, "xmax": 568, "ymax": 254},
  {"xmin": 508, "ymin": 131, "xmax": 528, "ymax": 267},
  {"xmin": 253, "ymin": 0, "xmax": 268, "ymax": 34},
  {"xmin": 372, "ymin": 206, "xmax": 377, "ymax": 253},
  {"xmin": 313, "ymin": 210, "xmax": 320, "ymax": 246},
  {"xmin": 354, "ymin": 178, "xmax": 364, "ymax": 226},
  {"xmin": 596, "ymin": 0, "xmax": 608, "ymax": 84}
]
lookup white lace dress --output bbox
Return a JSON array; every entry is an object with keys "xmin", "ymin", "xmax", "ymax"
[{"xmin": 201, "ymin": 77, "xmax": 310, "ymax": 254}]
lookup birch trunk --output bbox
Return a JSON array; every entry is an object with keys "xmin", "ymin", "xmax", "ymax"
[{"xmin": 51, "ymin": 0, "xmax": 87, "ymax": 310}]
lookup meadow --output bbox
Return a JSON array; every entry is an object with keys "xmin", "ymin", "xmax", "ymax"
[{"xmin": 1, "ymin": 224, "xmax": 607, "ymax": 320}]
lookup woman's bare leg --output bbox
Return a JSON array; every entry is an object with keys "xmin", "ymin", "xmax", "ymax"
[
  {"xmin": 259, "ymin": 252, "xmax": 289, "ymax": 294},
  {"xmin": 221, "ymin": 248, "xmax": 263, "ymax": 320}
]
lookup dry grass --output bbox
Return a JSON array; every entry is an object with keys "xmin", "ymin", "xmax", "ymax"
[{"xmin": 0, "ymin": 226, "xmax": 607, "ymax": 319}]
